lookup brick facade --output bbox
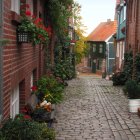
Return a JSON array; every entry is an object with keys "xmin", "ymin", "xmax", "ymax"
[
  {"xmin": 125, "ymin": 0, "xmax": 140, "ymax": 78},
  {"xmin": 126, "ymin": 0, "xmax": 140, "ymax": 54},
  {"xmin": 2, "ymin": 0, "xmax": 46, "ymax": 120}
]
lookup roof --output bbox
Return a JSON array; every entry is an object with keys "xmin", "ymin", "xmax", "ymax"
[{"xmin": 87, "ymin": 20, "xmax": 117, "ymax": 42}]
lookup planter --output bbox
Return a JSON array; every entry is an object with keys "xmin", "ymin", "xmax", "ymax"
[
  {"xmin": 129, "ymin": 99, "xmax": 140, "ymax": 113},
  {"xmin": 51, "ymin": 104, "xmax": 56, "ymax": 120}
]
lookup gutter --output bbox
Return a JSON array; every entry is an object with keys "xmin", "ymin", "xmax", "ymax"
[{"xmin": 0, "ymin": 0, "xmax": 3, "ymax": 120}]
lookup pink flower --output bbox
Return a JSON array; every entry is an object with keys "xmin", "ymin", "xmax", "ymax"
[{"xmin": 23, "ymin": 115, "xmax": 31, "ymax": 120}]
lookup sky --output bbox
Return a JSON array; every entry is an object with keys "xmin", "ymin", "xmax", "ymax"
[{"xmin": 75, "ymin": 0, "xmax": 116, "ymax": 36}]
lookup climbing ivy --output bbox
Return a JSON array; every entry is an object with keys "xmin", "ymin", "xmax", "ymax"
[
  {"xmin": 45, "ymin": 0, "xmax": 73, "ymax": 37},
  {"xmin": 123, "ymin": 51, "xmax": 133, "ymax": 80}
]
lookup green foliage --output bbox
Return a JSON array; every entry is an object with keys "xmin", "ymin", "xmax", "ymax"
[
  {"xmin": 32, "ymin": 107, "xmax": 51, "ymax": 122},
  {"xmin": 0, "ymin": 119, "xmax": 55, "ymax": 140},
  {"xmin": 32, "ymin": 75, "xmax": 64, "ymax": 104},
  {"xmin": 125, "ymin": 80, "xmax": 140, "ymax": 99},
  {"xmin": 134, "ymin": 53, "xmax": 140, "ymax": 83},
  {"xmin": 123, "ymin": 51, "xmax": 133, "ymax": 80},
  {"xmin": 45, "ymin": 0, "xmax": 73, "ymax": 36},
  {"xmin": 53, "ymin": 57, "xmax": 75, "ymax": 80},
  {"xmin": 18, "ymin": 16, "xmax": 49, "ymax": 46},
  {"xmin": 112, "ymin": 72, "xmax": 127, "ymax": 86},
  {"xmin": 112, "ymin": 52, "xmax": 133, "ymax": 86},
  {"xmin": 72, "ymin": 2, "xmax": 88, "ymax": 64}
]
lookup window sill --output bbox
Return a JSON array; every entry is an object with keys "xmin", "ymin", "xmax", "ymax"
[{"xmin": 11, "ymin": 11, "xmax": 21, "ymax": 25}]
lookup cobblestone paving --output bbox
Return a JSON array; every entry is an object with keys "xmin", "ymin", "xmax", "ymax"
[{"xmin": 53, "ymin": 76, "xmax": 140, "ymax": 140}]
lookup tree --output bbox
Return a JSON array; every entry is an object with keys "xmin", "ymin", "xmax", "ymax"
[{"xmin": 72, "ymin": 2, "xmax": 88, "ymax": 64}]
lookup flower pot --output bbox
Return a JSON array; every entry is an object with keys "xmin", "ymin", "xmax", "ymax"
[{"xmin": 129, "ymin": 99, "xmax": 140, "ymax": 113}]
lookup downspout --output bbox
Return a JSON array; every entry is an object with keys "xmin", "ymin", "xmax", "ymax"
[{"xmin": 0, "ymin": 0, "xmax": 3, "ymax": 120}]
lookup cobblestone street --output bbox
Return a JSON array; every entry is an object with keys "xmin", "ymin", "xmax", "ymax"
[{"xmin": 54, "ymin": 76, "xmax": 140, "ymax": 140}]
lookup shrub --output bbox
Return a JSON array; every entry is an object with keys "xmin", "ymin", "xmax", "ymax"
[
  {"xmin": 53, "ymin": 57, "xmax": 75, "ymax": 80},
  {"xmin": 32, "ymin": 75, "xmax": 64, "ymax": 104},
  {"xmin": 125, "ymin": 80, "xmax": 140, "ymax": 99},
  {"xmin": 0, "ymin": 118, "xmax": 55, "ymax": 140},
  {"xmin": 112, "ymin": 72, "xmax": 127, "ymax": 86}
]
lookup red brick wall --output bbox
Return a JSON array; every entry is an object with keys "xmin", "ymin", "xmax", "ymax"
[
  {"xmin": 126, "ymin": 0, "xmax": 140, "ymax": 54},
  {"xmin": 2, "ymin": 0, "xmax": 46, "ymax": 120},
  {"xmin": 125, "ymin": 0, "xmax": 140, "ymax": 78}
]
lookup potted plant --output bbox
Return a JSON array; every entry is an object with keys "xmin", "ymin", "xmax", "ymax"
[
  {"xmin": 17, "ymin": 4, "xmax": 50, "ymax": 45},
  {"xmin": 125, "ymin": 80, "xmax": 140, "ymax": 113}
]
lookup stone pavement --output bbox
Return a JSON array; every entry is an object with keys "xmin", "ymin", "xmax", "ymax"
[{"xmin": 53, "ymin": 76, "xmax": 140, "ymax": 140}]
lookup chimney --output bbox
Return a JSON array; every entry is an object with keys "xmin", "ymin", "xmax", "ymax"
[{"xmin": 107, "ymin": 19, "xmax": 111, "ymax": 22}]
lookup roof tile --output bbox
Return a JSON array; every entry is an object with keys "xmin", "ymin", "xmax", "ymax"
[{"xmin": 87, "ymin": 20, "xmax": 117, "ymax": 41}]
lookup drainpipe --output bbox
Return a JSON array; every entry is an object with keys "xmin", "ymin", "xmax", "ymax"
[{"xmin": 0, "ymin": 0, "xmax": 3, "ymax": 120}]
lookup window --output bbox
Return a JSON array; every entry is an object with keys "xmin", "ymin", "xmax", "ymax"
[
  {"xmin": 93, "ymin": 44, "xmax": 96, "ymax": 52},
  {"xmin": 124, "ymin": 6, "xmax": 126, "ymax": 20},
  {"xmin": 11, "ymin": 0, "xmax": 20, "ymax": 14},
  {"xmin": 10, "ymin": 85, "xmax": 19, "ymax": 119},
  {"xmin": 119, "ymin": 5, "xmax": 126, "ymax": 24},
  {"xmin": 97, "ymin": 59, "xmax": 102, "ymax": 70},
  {"xmin": 31, "ymin": 69, "xmax": 37, "ymax": 91},
  {"xmin": 31, "ymin": 73, "xmax": 33, "ymax": 91},
  {"xmin": 99, "ymin": 44, "xmax": 103, "ymax": 53}
]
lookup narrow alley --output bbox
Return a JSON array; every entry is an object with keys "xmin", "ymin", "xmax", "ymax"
[{"xmin": 54, "ymin": 76, "xmax": 140, "ymax": 140}]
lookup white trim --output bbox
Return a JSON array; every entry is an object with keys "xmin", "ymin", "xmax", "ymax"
[
  {"xmin": 11, "ymin": 0, "xmax": 20, "ymax": 14},
  {"xmin": 10, "ymin": 85, "xmax": 19, "ymax": 119},
  {"xmin": 105, "ymin": 34, "xmax": 114, "ymax": 42},
  {"xmin": 31, "ymin": 73, "xmax": 33, "ymax": 91}
]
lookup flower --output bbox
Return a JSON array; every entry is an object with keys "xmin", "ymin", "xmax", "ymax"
[
  {"xmin": 31, "ymin": 86, "xmax": 38, "ymax": 91},
  {"xmin": 70, "ymin": 40, "xmax": 76, "ymax": 43},
  {"xmin": 23, "ymin": 115, "xmax": 31, "ymax": 120},
  {"xmin": 34, "ymin": 18, "xmax": 42, "ymax": 25},
  {"xmin": 45, "ymin": 26, "xmax": 52, "ymax": 37},
  {"xmin": 25, "ymin": 10, "xmax": 31, "ymax": 16}
]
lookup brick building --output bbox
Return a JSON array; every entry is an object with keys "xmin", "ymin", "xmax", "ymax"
[
  {"xmin": 125, "ymin": 0, "xmax": 140, "ymax": 79},
  {"xmin": 0, "ymin": 0, "xmax": 48, "ymax": 121}
]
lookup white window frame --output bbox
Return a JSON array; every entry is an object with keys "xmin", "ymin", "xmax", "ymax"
[
  {"xmin": 10, "ymin": 85, "xmax": 19, "ymax": 119},
  {"xmin": 31, "ymin": 72, "xmax": 33, "ymax": 91},
  {"xmin": 124, "ymin": 6, "xmax": 126, "ymax": 21},
  {"xmin": 11, "ymin": 0, "xmax": 20, "ymax": 14}
]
